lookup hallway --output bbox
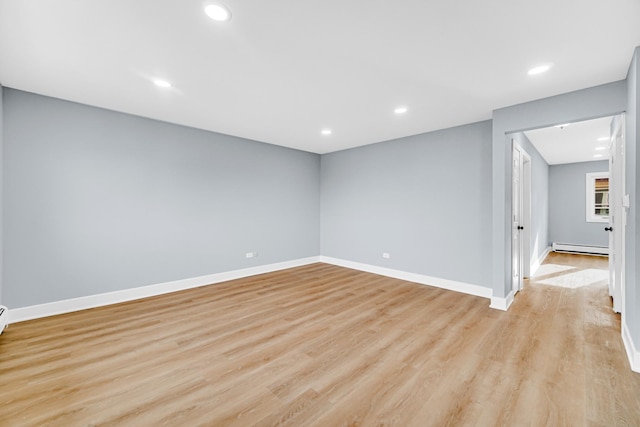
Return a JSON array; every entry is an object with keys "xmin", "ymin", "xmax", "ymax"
[{"xmin": 508, "ymin": 251, "xmax": 639, "ymax": 424}]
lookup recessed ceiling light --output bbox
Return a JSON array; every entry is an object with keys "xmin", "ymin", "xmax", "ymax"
[
  {"xmin": 394, "ymin": 106, "xmax": 408, "ymax": 114},
  {"xmin": 204, "ymin": 3, "xmax": 231, "ymax": 21},
  {"xmin": 321, "ymin": 129, "xmax": 332, "ymax": 135},
  {"xmin": 595, "ymin": 146, "xmax": 607, "ymax": 151},
  {"xmin": 528, "ymin": 64, "xmax": 552, "ymax": 76},
  {"xmin": 554, "ymin": 123, "xmax": 570, "ymax": 129},
  {"xmin": 597, "ymin": 136, "xmax": 610, "ymax": 141},
  {"xmin": 153, "ymin": 79, "xmax": 171, "ymax": 88},
  {"xmin": 593, "ymin": 154, "xmax": 604, "ymax": 158}
]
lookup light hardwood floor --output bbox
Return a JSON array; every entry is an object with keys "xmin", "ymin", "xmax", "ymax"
[{"xmin": 1, "ymin": 254, "xmax": 639, "ymax": 426}]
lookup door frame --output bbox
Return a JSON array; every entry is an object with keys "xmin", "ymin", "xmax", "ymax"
[
  {"xmin": 512, "ymin": 140, "xmax": 532, "ymax": 293},
  {"xmin": 609, "ymin": 113, "xmax": 626, "ymax": 314},
  {"xmin": 522, "ymin": 150, "xmax": 532, "ymax": 279}
]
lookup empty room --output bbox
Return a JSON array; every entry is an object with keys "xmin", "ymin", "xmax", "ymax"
[{"xmin": 1, "ymin": 1, "xmax": 640, "ymax": 425}]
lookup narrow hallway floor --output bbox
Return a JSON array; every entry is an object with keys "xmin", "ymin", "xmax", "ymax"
[{"xmin": 508, "ymin": 251, "xmax": 639, "ymax": 425}]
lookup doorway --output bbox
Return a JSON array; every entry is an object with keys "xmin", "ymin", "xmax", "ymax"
[{"xmin": 520, "ymin": 114, "xmax": 626, "ymax": 314}]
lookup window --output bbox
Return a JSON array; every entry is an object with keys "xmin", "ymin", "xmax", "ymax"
[{"xmin": 586, "ymin": 172, "xmax": 609, "ymax": 223}]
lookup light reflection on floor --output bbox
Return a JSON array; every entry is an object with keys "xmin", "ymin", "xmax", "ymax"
[
  {"xmin": 535, "ymin": 267, "xmax": 608, "ymax": 289},
  {"xmin": 532, "ymin": 264, "xmax": 575, "ymax": 277}
]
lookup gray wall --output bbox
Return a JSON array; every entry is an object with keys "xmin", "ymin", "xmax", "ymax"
[
  {"xmin": 321, "ymin": 121, "xmax": 493, "ymax": 289},
  {"xmin": 511, "ymin": 132, "xmax": 550, "ymax": 265},
  {"xmin": 492, "ymin": 81, "xmax": 627, "ymax": 298},
  {"xmin": 626, "ymin": 47, "xmax": 639, "ymax": 348},
  {"xmin": 0, "ymin": 83, "xmax": 3, "ymax": 305},
  {"xmin": 2, "ymin": 48, "xmax": 639, "ymax": 360},
  {"xmin": 549, "ymin": 161, "xmax": 609, "ymax": 247},
  {"xmin": 3, "ymin": 89, "xmax": 321, "ymax": 308}
]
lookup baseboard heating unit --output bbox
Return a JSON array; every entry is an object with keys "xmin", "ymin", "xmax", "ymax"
[
  {"xmin": 0, "ymin": 306, "xmax": 8, "ymax": 335},
  {"xmin": 552, "ymin": 243, "xmax": 609, "ymax": 256}
]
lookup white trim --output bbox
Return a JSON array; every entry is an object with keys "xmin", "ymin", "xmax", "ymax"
[
  {"xmin": 319, "ymin": 256, "xmax": 492, "ymax": 299},
  {"xmin": 552, "ymin": 242, "xmax": 609, "ymax": 255},
  {"xmin": 0, "ymin": 305, "xmax": 8, "ymax": 335},
  {"xmin": 522, "ymin": 150, "xmax": 532, "ymax": 279},
  {"xmin": 530, "ymin": 246, "xmax": 552, "ymax": 276},
  {"xmin": 622, "ymin": 321, "xmax": 640, "ymax": 373},
  {"xmin": 8, "ymin": 257, "xmax": 321, "ymax": 324},
  {"xmin": 489, "ymin": 290, "xmax": 515, "ymax": 311}
]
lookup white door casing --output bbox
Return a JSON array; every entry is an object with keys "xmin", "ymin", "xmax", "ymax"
[
  {"xmin": 512, "ymin": 142, "xmax": 523, "ymax": 293},
  {"xmin": 522, "ymin": 153, "xmax": 532, "ymax": 279},
  {"xmin": 608, "ymin": 114, "xmax": 625, "ymax": 314},
  {"xmin": 608, "ymin": 129, "xmax": 615, "ymax": 303}
]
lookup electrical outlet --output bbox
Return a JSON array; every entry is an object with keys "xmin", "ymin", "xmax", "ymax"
[
  {"xmin": 382, "ymin": 252, "xmax": 390, "ymax": 259},
  {"xmin": 246, "ymin": 252, "xmax": 254, "ymax": 259}
]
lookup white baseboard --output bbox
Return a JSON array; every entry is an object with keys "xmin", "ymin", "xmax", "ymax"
[
  {"xmin": 319, "ymin": 256, "xmax": 492, "ymax": 299},
  {"xmin": 7, "ymin": 256, "xmax": 321, "ymax": 324},
  {"xmin": 552, "ymin": 242, "xmax": 609, "ymax": 256},
  {"xmin": 7, "ymin": 256, "xmax": 496, "ymax": 323},
  {"xmin": 622, "ymin": 321, "xmax": 640, "ymax": 373},
  {"xmin": 490, "ymin": 290, "xmax": 515, "ymax": 311},
  {"xmin": 530, "ymin": 246, "xmax": 552, "ymax": 276}
]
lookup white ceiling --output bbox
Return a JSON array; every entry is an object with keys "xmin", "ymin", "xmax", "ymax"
[
  {"xmin": 0, "ymin": 1, "xmax": 639, "ymax": 154},
  {"xmin": 524, "ymin": 116, "xmax": 613, "ymax": 165}
]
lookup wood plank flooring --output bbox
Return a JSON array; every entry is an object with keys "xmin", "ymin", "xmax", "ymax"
[{"xmin": 1, "ymin": 254, "xmax": 639, "ymax": 426}]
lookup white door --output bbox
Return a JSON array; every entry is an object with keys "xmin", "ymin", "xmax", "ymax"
[
  {"xmin": 608, "ymin": 115, "xmax": 625, "ymax": 313},
  {"xmin": 512, "ymin": 143, "xmax": 524, "ymax": 293},
  {"xmin": 607, "ymin": 132, "xmax": 615, "ymax": 302}
]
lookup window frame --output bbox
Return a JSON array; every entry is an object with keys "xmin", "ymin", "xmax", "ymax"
[{"xmin": 585, "ymin": 171, "xmax": 610, "ymax": 223}]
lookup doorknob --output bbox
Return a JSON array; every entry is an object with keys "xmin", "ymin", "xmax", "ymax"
[
  {"xmin": 517, "ymin": 226, "xmax": 524, "ymax": 230},
  {"xmin": 605, "ymin": 227, "xmax": 613, "ymax": 232}
]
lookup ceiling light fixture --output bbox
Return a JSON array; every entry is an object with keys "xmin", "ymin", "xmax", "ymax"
[
  {"xmin": 595, "ymin": 146, "xmax": 607, "ymax": 151},
  {"xmin": 597, "ymin": 136, "xmax": 610, "ymax": 141},
  {"xmin": 554, "ymin": 123, "xmax": 570, "ymax": 129},
  {"xmin": 204, "ymin": 3, "xmax": 232, "ymax": 21},
  {"xmin": 593, "ymin": 154, "xmax": 604, "ymax": 158},
  {"xmin": 528, "ymin": 64, "xmax": 552, "ymax": 76},
  {"xmin": 153, "ymin": 79, "xmax": 171, "ymax": 88},
  {"xmin": 321, "ymin": 129, "xmax": 332, "ymax": 135},
  {"xmin": 394, "ymin": 106, "xmax": 408, "ymax": 114}
]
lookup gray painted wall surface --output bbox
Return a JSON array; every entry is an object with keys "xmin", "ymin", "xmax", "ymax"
[
  {"xmin": 3, "ymin": 89, "xmax": 321, "ymax": 308},
  {"xmin": 626, "ymin": 47, "xmax": 639, "ymax": 346},
  {"xmin": 492, "ymin": 80, "xmax": 627, "ymax": 298},
  {"xmin": 0, "ymin": 84, "xmax": 3, "ymax": 305},
  {"xmin": 511, "ymin": 132, "xmax": 550, "ymax": 265},
  {"xmin": 549, "ymin": 161, "xmax": 609, "ymax": 247},
  {"xmin": 321, "ymin": 121, "xmax": 493, "ymax": 289}
]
